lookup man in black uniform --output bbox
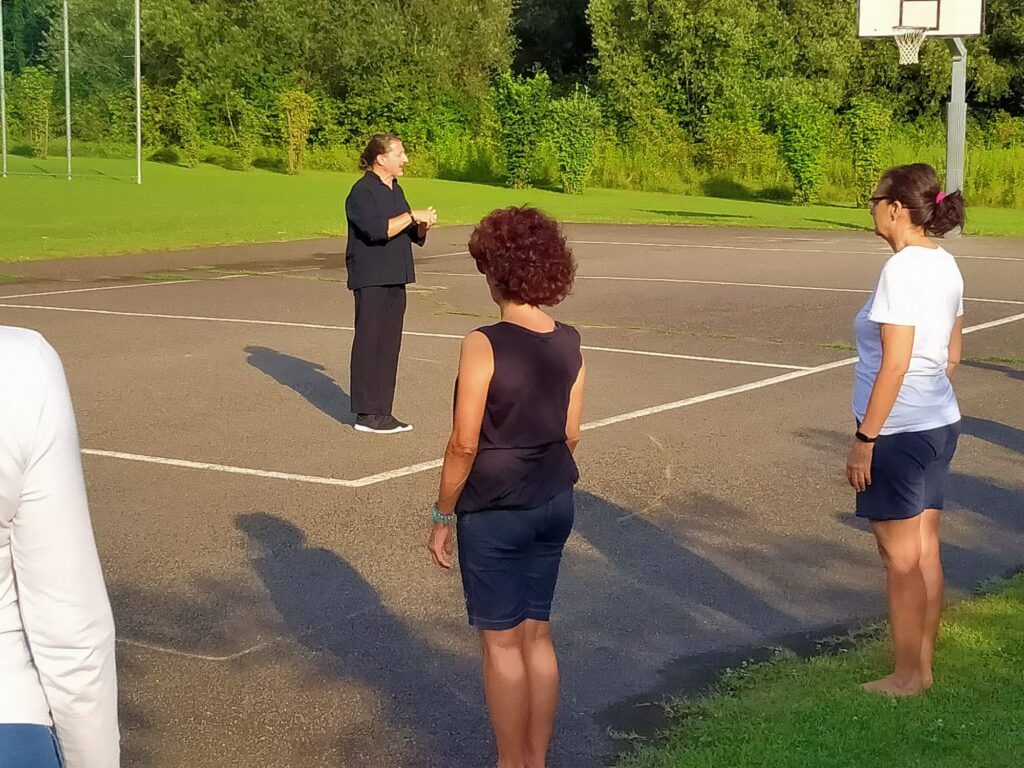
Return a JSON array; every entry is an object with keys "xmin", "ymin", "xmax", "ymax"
[{"xmin": 345, "ymin": 133, "xmax": 437, "ymax": 433}]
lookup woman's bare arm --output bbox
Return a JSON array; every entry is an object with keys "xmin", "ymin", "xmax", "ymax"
[{"xmin": 435, "ymin": 332, "xmax": 494, "ymax": 514}]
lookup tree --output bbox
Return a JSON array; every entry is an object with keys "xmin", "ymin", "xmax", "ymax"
[{"xmin": 514, "ymin": 0, "xmax": 592, "ymax": 80}]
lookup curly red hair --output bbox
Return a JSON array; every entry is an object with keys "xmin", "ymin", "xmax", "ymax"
[{"xmin": 468, "ymin": 207, "xmax": 576, "ymax": 307}]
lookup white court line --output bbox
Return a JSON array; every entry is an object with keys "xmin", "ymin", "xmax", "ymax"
[
  {"xmin": 568, "ymin": 239, "xmax": 1022, "ymax": 262},
  {"xmin": 0, "ymin": 304, "xmax": 461, "ymax": 338},
  {"xmin": 117, "ymin": 636, "xmax": 286, "ymax": 662},
  {"xmin": 735, "ymin": 236, "xmax": 835, "ymax": 242},
  {"xmin": 1, "ymin": 278, "xmax": 203, "ymax": 300},
  {"xmin": 0, "ymin": 266, "xmax": 319, "ymax": 301},
  {"xmin": 420, "ymin": 271, "xmax": 1024, "ymax": 306},
  {"xmin": 81, "ymin": 449, "xmax": 443, "ymax": 488},
  {"xmin": 581, "ymin": 345, "xmax": 808, "ymax": 370},
  {"xmin": 418, "ymin": 249, "xmax": 470, "ymax": 261},
  {"xmin": 79, "ymin": 311, "xmax": 1024, "ymax": 488},
  {"xmin": 0, "ymin": 303, "xmax": 807, "ymax": 369}
]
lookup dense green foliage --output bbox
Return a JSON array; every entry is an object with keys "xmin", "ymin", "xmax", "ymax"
[
  {"xmin": 7, "ymin": 65, "xmax": 54, "ymax": 158},
  {"xmin": 492, "ymin": 72, "xmax": 551, "ymax": 188},
  {"xmin": 847, "ymin": 98, "xmax": 893, "ymax": 205},
  {"xmin": 548, "ymin": 88, "xmax": 602, "ymax": 194},
  {"xmin": 1, "ymin": 0, "xmax": 1023, "ymax": 204},
  {"xmin": 778, "ymin": 96, "xmax": 833, "ymax": 204}
]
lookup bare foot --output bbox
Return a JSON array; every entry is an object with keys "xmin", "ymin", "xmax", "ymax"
[{"xmin": 860, "ymin": 673, "xmax": 928, "ymax": 697}]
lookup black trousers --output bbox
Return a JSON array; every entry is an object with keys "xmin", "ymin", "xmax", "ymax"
[{"xmin": 350, "ymin": 285, "xmax": 407, "ymax": 416}]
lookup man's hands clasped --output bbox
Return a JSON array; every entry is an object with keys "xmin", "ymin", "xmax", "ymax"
[{"xmin": 411, "ymin": 207, "xmax": 438, "ymax": 229}]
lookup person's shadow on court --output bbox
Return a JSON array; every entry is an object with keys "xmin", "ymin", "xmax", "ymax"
[
  {"xmin": 235, "ymin": 513, "xmax": 490, "ymax": 768},
  {"xmin": 964, "ymin": 359, "xmax": 1024, "ymax": 383},
  {"xmin": 244, "ymin": 346, "xmax": 354, "ymax": 425},
  {"xmin": 961, "ymin": 415, "xmax": 1024, "ymax": 455}
]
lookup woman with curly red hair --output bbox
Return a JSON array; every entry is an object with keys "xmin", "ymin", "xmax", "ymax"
[{"xmin": 428, "ymin": 207, "xmax": 585, "ymax": 768}]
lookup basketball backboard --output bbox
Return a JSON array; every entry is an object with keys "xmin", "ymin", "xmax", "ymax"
[{"xmin": 858, "ymin": 0, "xmax": 985, "ymax": 38}]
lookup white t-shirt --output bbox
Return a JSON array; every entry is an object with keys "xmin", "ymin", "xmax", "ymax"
[
  {"xmin": 0, "ymin": 327, "xmax": 120, "ymax": 767},
  {"xmin": 853, "ymin": 245, "xmax": 964, "ymax": 434}
]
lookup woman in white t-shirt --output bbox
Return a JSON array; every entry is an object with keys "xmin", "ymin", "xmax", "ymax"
[
  {"xmin": 848, "ymin": 163, "xmax": 967, "ymax": 697},
  {"xmin": 0, "ymin": 327, "xmax": 120, "ymax": 766}
]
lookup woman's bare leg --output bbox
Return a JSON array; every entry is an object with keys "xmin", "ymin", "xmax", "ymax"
[
  {"xmin": 918, "ymin": 508, "xmax": 944, "ymax": 687},
  {"xmin": 480, "ymin": 625, "xmax": 529, "ymax": 768},
  {"xmin": 863, "ymin": 516, "xmax": 929, "ymax": 696},
  {"xmin": 522, "ymin": 620, "xmax": 559, "ymax": 768}
]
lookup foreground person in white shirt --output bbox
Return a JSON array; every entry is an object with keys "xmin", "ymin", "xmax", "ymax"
[
  {"xmin": 0, "ymin": 327, "xmax": 119, "ymax": 766},
  {"xmin": 847, "ymin": 164, "xmax": 967, "ymax": 697}
]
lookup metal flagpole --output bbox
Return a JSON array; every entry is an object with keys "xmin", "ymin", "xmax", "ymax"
[
  {"xmin": 135, "ymin": 0, "xmax": 141, "ymax": 184},
  {"xmin": 0, "ymin": 0, "xmax": 8, "ymax": 178},
  {"xmin": 63, "ymin": 0, "xmax": 71, "ymax": 180}
]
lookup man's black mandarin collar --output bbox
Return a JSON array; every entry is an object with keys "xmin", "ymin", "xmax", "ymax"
[{"xmin": 365, "ymin": 171, "xmax": 398, "ymax": 191}]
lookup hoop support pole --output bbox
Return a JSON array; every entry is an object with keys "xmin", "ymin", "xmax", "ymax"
[{"xmin": 945, "ymin": 37, "xmax": 967, "ymax": 197}]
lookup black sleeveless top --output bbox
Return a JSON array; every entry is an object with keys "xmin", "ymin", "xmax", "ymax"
[{"xmin": 455, "ymin": 321, "xmax": 583, "ymax": 514}]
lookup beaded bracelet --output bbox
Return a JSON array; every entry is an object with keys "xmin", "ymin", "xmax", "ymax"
[{"xmin": 431, "ymin": 504, "xmax": 456, "ymax": 525}]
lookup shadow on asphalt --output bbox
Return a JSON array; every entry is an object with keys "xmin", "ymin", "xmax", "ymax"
[
  {"xmin": 110, "ymin": 470, "xmax": 1018, "ymax": 766},
  {"xmin": 244, "ymin": 346, "xmax": 354, "ymax": 425},
  {"xmin": 231, "ymin": 489, "xmax": 873, "ymax": 766},
  {"xmin": 961, "ymin": 415, "xmax": 1024, "ymax": 454}
]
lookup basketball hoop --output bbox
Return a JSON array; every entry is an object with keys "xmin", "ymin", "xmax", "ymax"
[{"xmin": 893, "ymin": 26, "xmax": 927, "ymax": 64}]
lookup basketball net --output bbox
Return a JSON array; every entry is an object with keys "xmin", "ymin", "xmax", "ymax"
[{"xmin": 893, "ymin": 26, "xmax": 927, "ymax": 64}]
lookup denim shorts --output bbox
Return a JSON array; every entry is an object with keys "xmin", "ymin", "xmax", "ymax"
[
  {"xmin": 856, "ymin": 421, "xmax": 960, "ymax": 521},
  {"xmin": 0, "ymin": 724, "xmax": 64, "ymax": 768},
  {"xmin": 456, "ymin": 489, "xmax": 575, "ymax": 631}
]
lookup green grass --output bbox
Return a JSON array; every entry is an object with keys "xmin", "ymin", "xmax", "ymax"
[
  {"xmin": 619, "ymin": 574, "xmax": 1024, "ymax": 768},
  {"xmin": 2, "ymin": 155, "xmax": 1023, "ymax": 263},
  {"xmin": 967, "ymin": 355, "xmax": 1024, "ymax": 367},
  {"xmin": 140, "ymin": 271, "xmax": 199, "ymax": 281},
  {"xmin": 821, "ymin": 342, "xmax": 857, "ymax": 352}
]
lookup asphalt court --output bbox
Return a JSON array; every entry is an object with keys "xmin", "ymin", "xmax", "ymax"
[{"xmin": 0, "ymin": 224, "xmax": 1022, "ymax": 767}]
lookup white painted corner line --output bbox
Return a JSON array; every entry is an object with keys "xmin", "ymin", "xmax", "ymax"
[
  {"xmin": 79, "ymin": 310, "xmax": 1024, "ymax": 487},
  {"xmin": 0, "ymin": 303, "xmax": 806, "ymax": 369}
]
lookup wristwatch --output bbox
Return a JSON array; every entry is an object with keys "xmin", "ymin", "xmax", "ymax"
[{"xmin": 854, "ymin": 430, "xmax": 877, "ymax": 444}]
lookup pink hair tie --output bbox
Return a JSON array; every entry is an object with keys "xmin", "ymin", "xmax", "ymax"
[{"xmin": 935, "ymin": 191, "xmax": 946, "ymax": 204}]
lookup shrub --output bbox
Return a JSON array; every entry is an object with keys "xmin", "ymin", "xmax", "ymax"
[
  {"xmin": 11, "ymin": 67, "xmax": 55, "ymax": 159},
  {"xmin": 171, "ymin": 80, "xmax": 202, "ymax": 168},
  {"xmin": 846, "ymin": 97, "xmax": 892, "ymax": 204},
  {"xmin": 279, "ymin": 89, "xmax": 315, "ymax": 175},
  {"xmin": 548, "ymin": 88, "xmax": 602, "ymax": 194},
  {"xmin": 778, "ymin": 95, "xmax": 834, "ymax": 204},
  {"xmin": 492, "ymin": 72, "xmax": 552, "ymax": 188}
]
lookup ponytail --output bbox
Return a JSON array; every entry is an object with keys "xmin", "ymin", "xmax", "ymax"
[{"xmin": 929, "ymin": 189, "xmax": 966, "ymax": 237}]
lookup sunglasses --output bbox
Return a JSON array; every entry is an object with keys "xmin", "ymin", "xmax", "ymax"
[{"xmin": 868, "ymin": 195, "xmax": 889, "ymax": 212}]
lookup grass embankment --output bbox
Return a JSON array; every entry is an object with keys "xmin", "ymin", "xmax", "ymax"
[
  {"xmin": 620, "ymin": 574, "xmax": 1024, "ymax": 768},
  {"xmin": 2, "ymin": 155, "xmax": 1023, "ymax": 263}
]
